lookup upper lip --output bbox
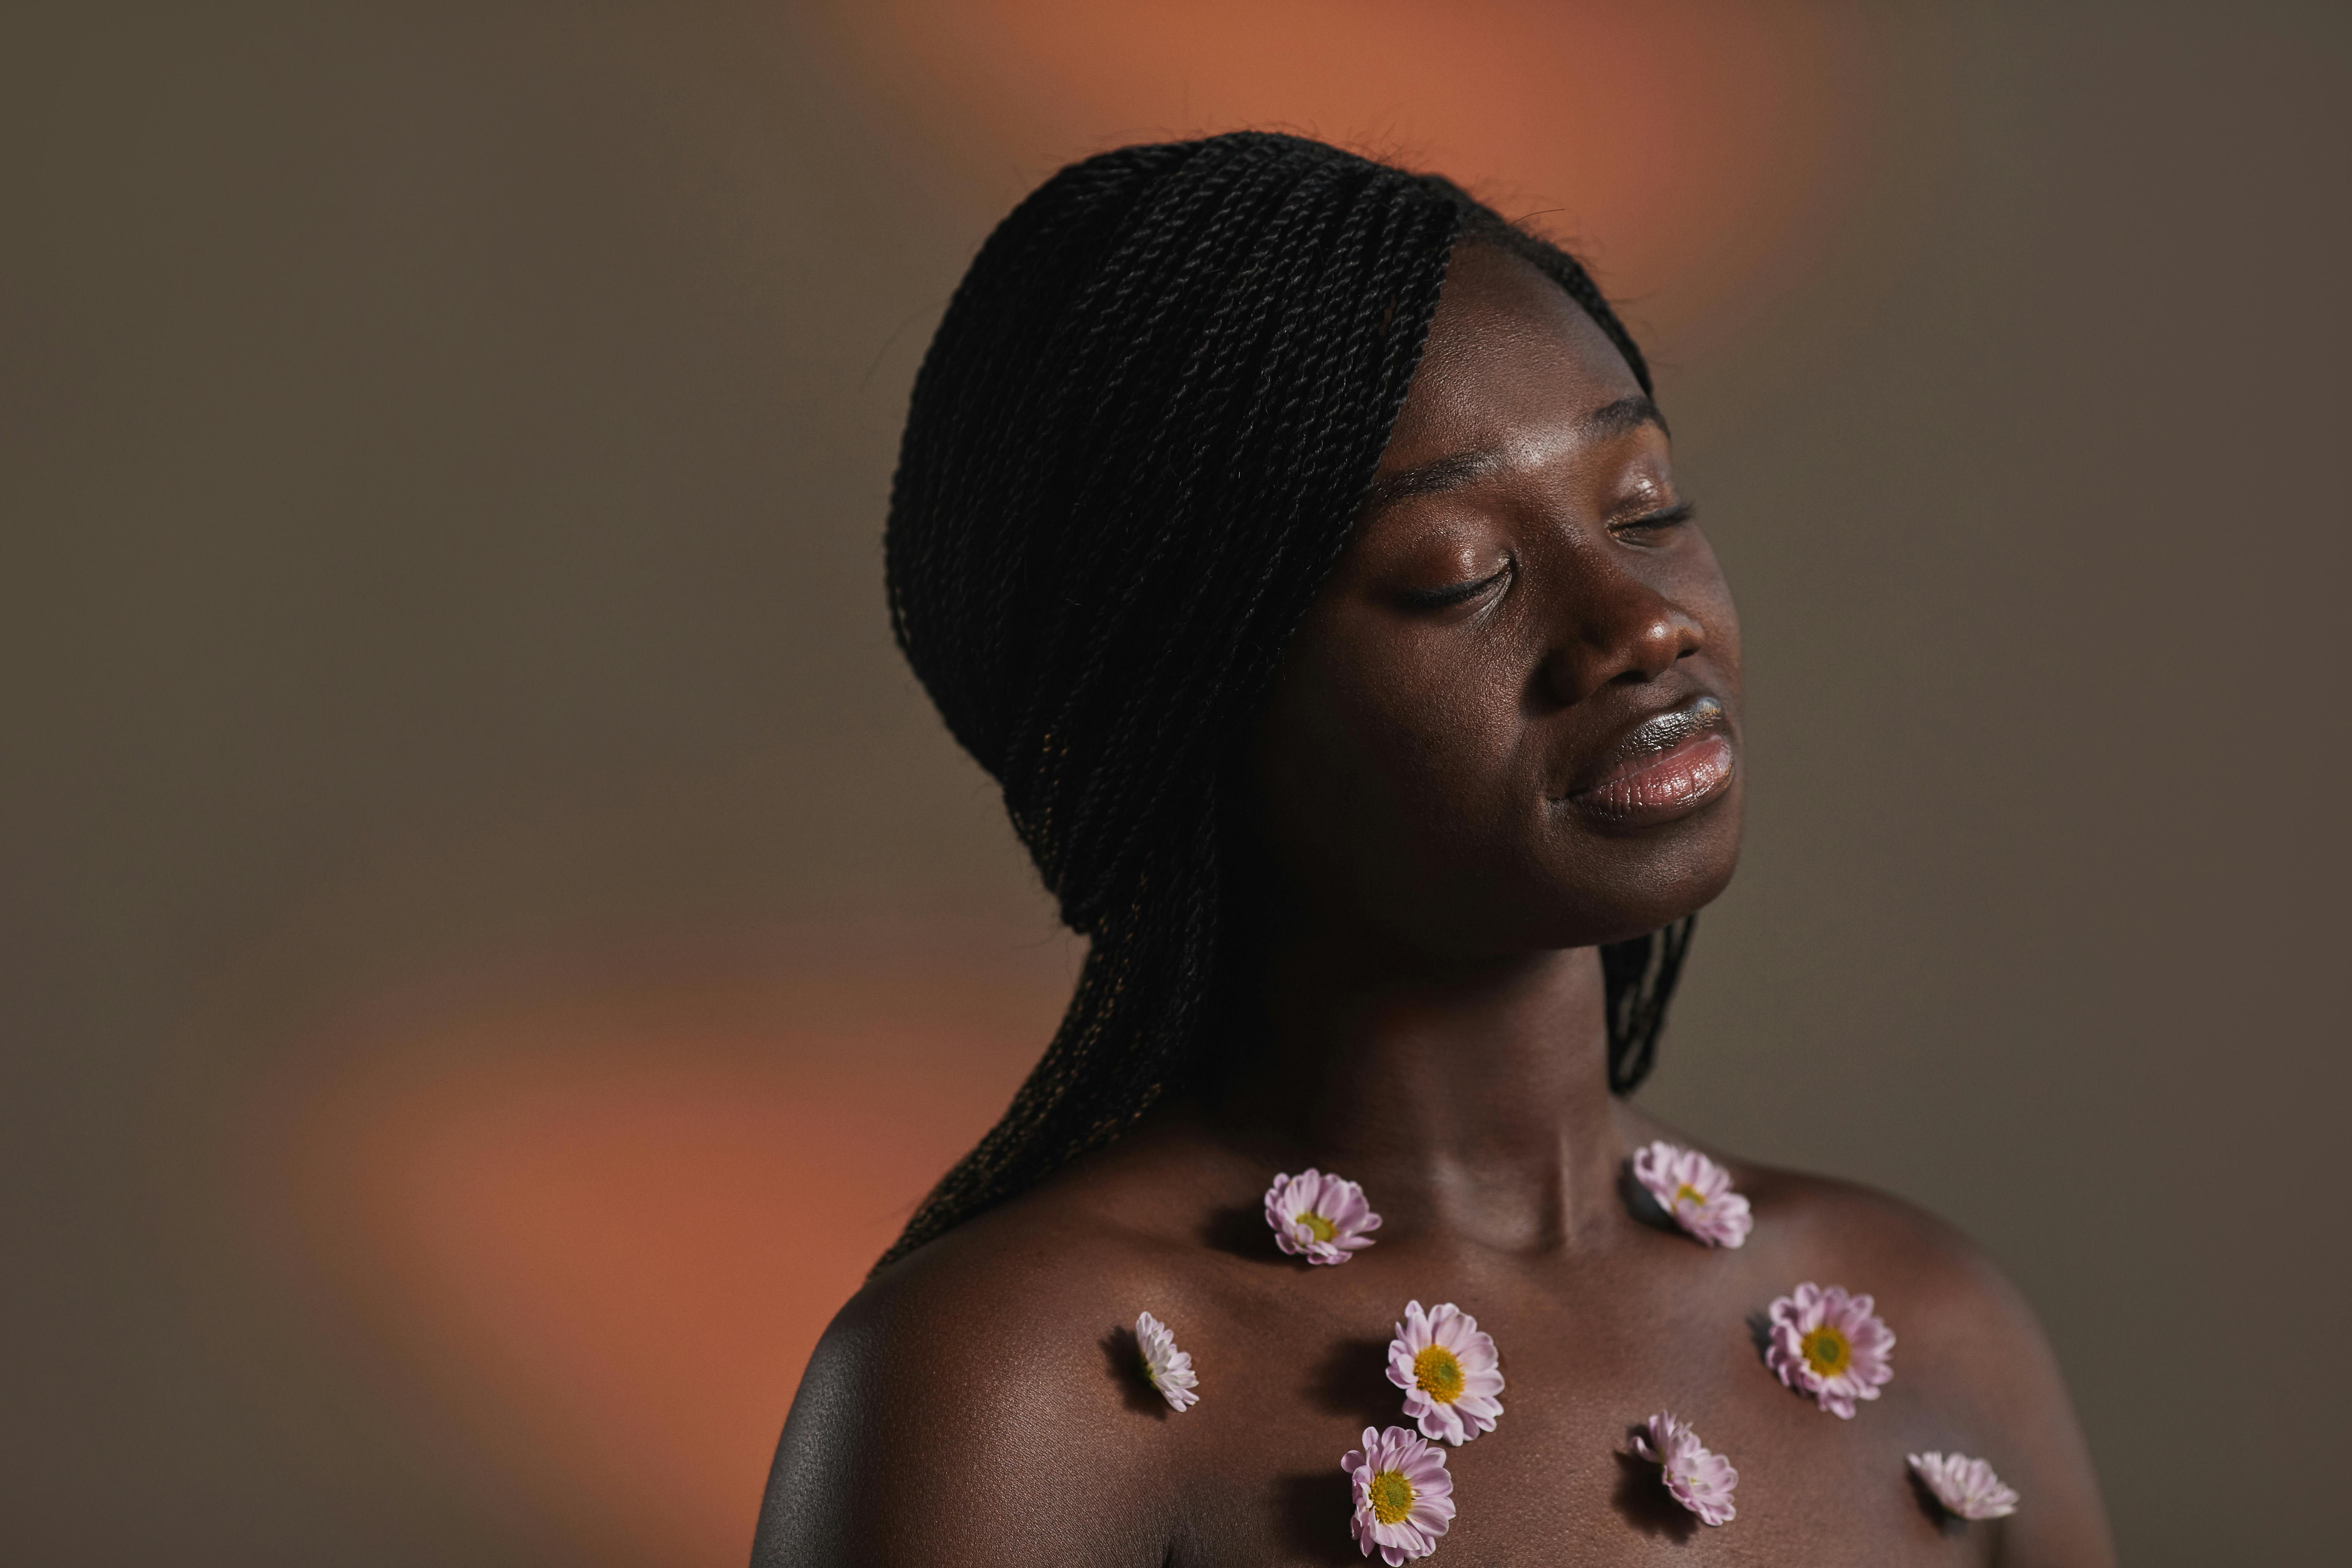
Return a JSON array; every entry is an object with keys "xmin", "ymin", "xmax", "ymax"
[{"xmin": 1559, "ymin": 693, "xmax": 1732, "ymax": 799}]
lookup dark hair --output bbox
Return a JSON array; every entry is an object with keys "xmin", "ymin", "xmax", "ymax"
[{"xmin": 879, "ymin": 132, "xmax": 1692, "ymax": 1269}]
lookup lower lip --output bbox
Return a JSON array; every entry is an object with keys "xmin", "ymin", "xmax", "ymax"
[{"xmin": 1572, "ymin": 734, "xmax": 1737, "ymax": 827}]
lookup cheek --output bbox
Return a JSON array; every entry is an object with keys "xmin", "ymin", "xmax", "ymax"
[
  {"xmin": 1265, "ymin": 631, "xmax": 1533, "ymax": 896},
  {"xmin": 1682, "ymin": 537, "xmax": 1744, "ymax": 686}
]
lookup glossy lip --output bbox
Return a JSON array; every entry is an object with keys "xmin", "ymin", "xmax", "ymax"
[{"xmin": 1560, "ymin": 694, "xmax": 1738, "ymax": 828}]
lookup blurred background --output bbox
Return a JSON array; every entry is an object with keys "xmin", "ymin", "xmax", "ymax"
[{"xmin": 4, "ymin": 3, "xmax": 2346, "ymax": 1563}]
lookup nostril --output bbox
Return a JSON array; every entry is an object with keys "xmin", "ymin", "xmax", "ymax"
[{"xmin": 1542, "ymin": 597, "xmax": 1703, "ymax": 703}]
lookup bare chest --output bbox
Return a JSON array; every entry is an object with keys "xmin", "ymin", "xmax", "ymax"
[{"xmin": 1138, "ymin": 1254, "xmax": 1998, "ymax": 1566}]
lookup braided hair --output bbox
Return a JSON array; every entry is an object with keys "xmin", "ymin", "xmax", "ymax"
[{"xmin": 879, "ymin": 132, "xmax": 1693, "ymax": 1268}]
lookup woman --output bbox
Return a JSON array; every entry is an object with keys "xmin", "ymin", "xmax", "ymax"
[{"xmin": 755, "ymin": 133, "xmax": 2111, "ymax": 1564}]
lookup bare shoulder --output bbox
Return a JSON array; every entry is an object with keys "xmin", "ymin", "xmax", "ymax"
[
  {"xmin": 1743, "ymin": 1163, "xmax": 2022, "ymax": 1314},
  {"xmin": 751, "ymin": 1161, "xmax": 1200, "ymax": 1568},
  {"xmin": 1712, "ymin": 1149, "xmax": 2116, "ymax": 1565},
  {"xmin": 1616, "ymin": 1105, "xmax": 2047, "ymax": 1351}
]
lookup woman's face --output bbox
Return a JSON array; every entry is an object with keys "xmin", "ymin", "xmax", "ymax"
[{"xmin": 1253, "ymin": 242, "xmax": 1743, "ymax": 959}]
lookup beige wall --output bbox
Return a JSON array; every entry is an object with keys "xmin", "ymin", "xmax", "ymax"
[{"xmin": 3, "ymin": 4, "xmax": 2345, "ymax": 1562}]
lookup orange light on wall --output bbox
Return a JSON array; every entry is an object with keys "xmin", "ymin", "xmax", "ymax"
[
  {"xmin": 258, "ymin": 929, "xmax": 1069, "ymax": 1567},
  {"xmin": 820, "ymin": 0, "xmax": 1876, "ymax": 346}
]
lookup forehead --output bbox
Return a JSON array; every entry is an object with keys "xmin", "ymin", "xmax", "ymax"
[{"xmin": 1384, "ymin": 243, "xmax": 1646, "ymax": 461}]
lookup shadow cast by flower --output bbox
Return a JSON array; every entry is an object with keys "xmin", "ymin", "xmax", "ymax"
[
  {"xmin": 1617, "ymin": 1160, "xmax": 1680, "ymax": 1234},
  {"xmin": 1609, "ymin": 1447, "xmax": 1698, "ymax": 1542},
  {"xmin": 1199, "ymin": 1200, "xmax": 1276, "ymax": 1260},
  {"xmin": 1273, "ymin": 1470, "xmax": 1363, "ymax": 1566},
  {"xmin": 1308, "ymin": 1335, "xmax": 1402, "ymax": 1426},
  {"xmin": 1908, "ymin": 1466, "xmax": 1970, "ymax": 1537},
  {"xmin": 1099, "ymin": 1324, "xmax": 1168, "ymax": 1418}
]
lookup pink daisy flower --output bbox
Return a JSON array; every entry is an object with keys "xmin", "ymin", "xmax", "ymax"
[
  {"xmin": 1631, "ymin": 1411, "xmax": 1738, "ymax": 1526},
  {"xmin": 1134, "ymin": 1310, "xmax": 1197, "ymax": 1412},
  {"xmin": 1765, "ymin": 1282, "xmax": 1895, "ymax": 1418},
  {"xmin": 1265, "ymin": 1168, "xmax": 1381, "ymax": 1264},
  {"xmin": 1630, "ymin": 1140, "xmax": 1753, "ymax": 1248},
  {"xmin": 1342, "ymin": 1425, "xmax": 1455, "ymax": 1564},
  {"xmin": 1385, "ymin": 1300, "xmax": 1504, "ymax": 1445},
  {"xmin": 1910, "ymin": 1451, "xmax": 2019, "ymax": 1520}
]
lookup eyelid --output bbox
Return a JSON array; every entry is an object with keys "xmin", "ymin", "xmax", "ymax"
[
  {"xmin": 1399, "ymin": 560, "xmax": 1512, "ymax": 611},
  {"xmin": 1611, "ymin": 499, "xmax": 1696, "ymax": 533}
]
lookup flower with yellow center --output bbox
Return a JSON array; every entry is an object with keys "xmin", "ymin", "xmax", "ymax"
[
  {"xmin": 1630, "ymin": 1140, "xmax": 1754, "ymax": 1248},
  {"xmin": 1263, "ymin": 1168, "xmax": 1381, "ymax": 1265},
  {"xmin": 1800, "ymin": 1324, "xmax": 1850, "ymax": 1378},
  {"xmin": 1343, "ymin": 1425, "xmax": 1455, "ymax": 1564},
  {"xmin": 1766, "ymin": 1282, "xmax": 1896, "ymax": 1418},
  {"xmin": 1134, "ymin": 1309, "xmax": 1198, "ymax": 1411},
  {"xmin": 1366, "ymin": 1468, "xmax": 1416, "ymax": 1525},
  {"xmin": 1633, "ymin": 1410, "xmax": 1739, "ymax": 1526},
  {"xmin": 1412, "ymin": 1344, "xmax": 1464, "ymax": 1402},
  {"xmin": 1386, "ymin": 1300, "xmax": 1504, "ymax": 1445},
  {"xmin": 1909, "ymin": 1450, "xmax": 2021, "ymax": 1521}
]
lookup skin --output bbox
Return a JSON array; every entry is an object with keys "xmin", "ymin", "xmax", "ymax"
[{"xmin": 754, "ymin": 244, "xmax": 2115, "ymax": 1566}]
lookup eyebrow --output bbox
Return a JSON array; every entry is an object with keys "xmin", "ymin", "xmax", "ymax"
[
  {"xmin": 1358, "ymin": 449, "xmax": 1502, "ymax": 517},
  {"xmin": 1581, "ymin": 395, "xmax": 1671, "ymax": 443},
  {"xmin": 1358, "ymin": 396, "xmax": 1670, "ymax": 518}
]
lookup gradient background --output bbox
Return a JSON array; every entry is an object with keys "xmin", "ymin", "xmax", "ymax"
[{"xmin": 5, "ymin": 4, "xmax": 2347, "ymax": 1563}]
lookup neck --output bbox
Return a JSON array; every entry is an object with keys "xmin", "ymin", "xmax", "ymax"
[{"xmin": 1196, "ymin": 922, "xmax": 1626, "ymax": 1252}]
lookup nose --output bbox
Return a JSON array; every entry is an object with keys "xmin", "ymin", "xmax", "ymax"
[{"xmin": 1536, "ymin": 555, "xmax": 1704, "ymax": 707}]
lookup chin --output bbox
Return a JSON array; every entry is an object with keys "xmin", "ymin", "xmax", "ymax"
[{"xmin": 1535, "ymin": 793, "xmax": 1744, "ymax": 947}]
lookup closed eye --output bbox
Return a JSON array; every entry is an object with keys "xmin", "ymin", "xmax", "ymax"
[
  {"xmin": 1612, "ymin": 500, "xmax": 1695, "ymax": 537},
  {"xmin": 1398, "ymin": 561, "xmax": 1511, "ymax": 611}
]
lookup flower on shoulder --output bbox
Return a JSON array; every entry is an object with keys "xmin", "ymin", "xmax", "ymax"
[
  {"xmin": 1342, "ymin": 1424, "xmax": 1455, "ymax": 1564},
  {"xmin": 1765, "ymin": 1282, "xmax": 1895, "ymax": 1418},
  {"xmin": 1909, "ymin": 1451, "xmax": 2019, "ymax": 1520},
  {"xmin": 1630, "ymin": 1139, "xmax": 1753, "ymax": 1248},
  {"xmin": 1385, "ymin": 1300, "xmax": 1504, "ymax": 1445},
  {"xmin": 1631, "ymin": 1411, "xmax": 1738, "ymax": 1526},
  {"xmin": 1134, "ymin": 1310, "xmax": 1198, "ymax": 1411},
  {"xmin": 1264, "ymin": 1168, "xmax": 1380, "ymax": 1264}
]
